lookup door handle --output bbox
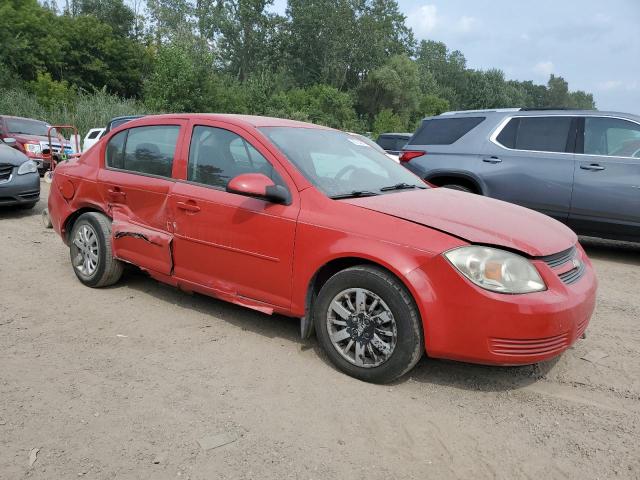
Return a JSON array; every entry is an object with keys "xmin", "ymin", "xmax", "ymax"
[
  {"xmin": 107, "ymin": 188, "xmax": 126, "ymax": 200},
  {"xmin": 176, "ymin": 201, "xmax": 201, "ymax": 213},
  {"xmin": 482, "ymin": 156, "xmax": 502, "ymax": 164},
  {"xmin": 580, "ymin": 164, "xmax": 605, "ymax": 171}
]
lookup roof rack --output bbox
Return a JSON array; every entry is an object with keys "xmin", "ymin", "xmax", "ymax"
[
  {"xmin": 439, "ymin": 108, "xmax": 522, "ymax": 116},
  {"xmin": 519, "ymin": 107, "xmax": 574, "ymax": 111}
]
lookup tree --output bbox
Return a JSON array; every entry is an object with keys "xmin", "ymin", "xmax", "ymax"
[
  {"xmin": 213, "ymin": 0, "xmax": 285, "ymax": 81},
  {"xmin": 357, "ymin": 55, "xmax": 420, "ymax": 123},
  {"xmin": 544, "ymin": 74, "xmax": 570, "ymax": 108},
  {"xmin": 74, "ymin": 0, "xmax": 136, "ymax": 37},
  {"xmin": 144, "ymin": 40, "xmax": 215, "ymax": 112},
  {"xmin": 372, "ymin": 109, "xmax": 405, "ymax": 137}
]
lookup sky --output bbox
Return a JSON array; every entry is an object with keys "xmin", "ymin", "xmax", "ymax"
[{"xmin": 272, "ymin": 0, "xmax": 640, "ymax": 114}]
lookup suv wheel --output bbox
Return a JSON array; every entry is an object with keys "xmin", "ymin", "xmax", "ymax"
[
  {"xmin": 313, "ymin": 266, "xmax": 424, "ymax": 383},
  {"xmin": 69, "ymin": 212, "xmax": 123, "ymax": 288}
]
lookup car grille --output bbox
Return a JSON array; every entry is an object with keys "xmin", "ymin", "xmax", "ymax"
[
  {"xmin": 576, "ymin": 317, "xmax": 588, "ymax": 338},
  {"xmin": 0, "ymin": 163, "xmax": 13, "ymax": 182},
  {"xmin": 490, "ymin": 333, "xmax": 570, "ymax": 356},
  {"xmin": 539, "ymin": 246, "xmax": 585, "ymax": 285}
]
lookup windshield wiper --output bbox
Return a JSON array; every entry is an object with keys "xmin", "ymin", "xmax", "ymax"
[
  {"xmin": 330, "ymin": 190, "xmax": 380, "ymax": 199},
  {"xmin": 379, "ymin": 182, "xmax": 424, "ymax": 192}
]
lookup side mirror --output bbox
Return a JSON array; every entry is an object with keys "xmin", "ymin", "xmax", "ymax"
[
  {"xmin": 226, "ymin": 173, "xmax": 290, "ymax": 204},
  {"xmin": 3, "ymin": 137, "xmax": 17, "ymax": 147}
]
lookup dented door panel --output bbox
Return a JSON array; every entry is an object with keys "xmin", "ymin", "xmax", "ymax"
[{"xmin": 111, "ymin": 208, "xmax": 173, "ymax": 275}]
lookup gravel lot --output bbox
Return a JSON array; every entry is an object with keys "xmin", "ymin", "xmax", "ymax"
[{"xmin": 1, "ymin": 181, "xmax": 639, "ymax": 479}]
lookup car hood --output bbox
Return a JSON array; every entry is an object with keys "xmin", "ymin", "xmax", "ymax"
[
  {"xmin": 10, "ymin": 133, "xmax": 70, "ymax": 145},
  {"xmin": 343, "ymin": 188, "xmax": 577, "ymax": 257},
  {"xmin": 0, "ymin": 144, "xmax": 29, "ymax": 166}
]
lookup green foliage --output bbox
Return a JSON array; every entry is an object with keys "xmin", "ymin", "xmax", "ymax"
[
  {"xmin": 0, "ymin": 0, "xmax": 597, "ymax": 138},
  {"xmin": 29, "ymin": 73, "xmax": 76, "ymax": 109},
  {"xmin": 419, "ymin": 95, "xmax": 450, "ymax": 117},
  {"xmin": 372, "ymin": 109, "xmax": 405, "ymax": 138}
]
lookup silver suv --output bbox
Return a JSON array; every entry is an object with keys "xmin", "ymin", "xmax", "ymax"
[{"xmin": 401, "ymin": 109, "xmax": 640, "ymax": 242}]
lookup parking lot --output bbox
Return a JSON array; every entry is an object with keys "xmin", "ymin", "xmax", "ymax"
[{"xmin": 1, "ymin": 180, "xmax": 638, "ymax": 479}]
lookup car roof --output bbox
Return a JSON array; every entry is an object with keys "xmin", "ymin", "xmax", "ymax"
[
  {"xmin": 0, "ymin": 115, "xmax": 48, "ymax": 123},
  {"xmin": 122, "ymin": 113, "xmax": 333, "ymax": 130}
]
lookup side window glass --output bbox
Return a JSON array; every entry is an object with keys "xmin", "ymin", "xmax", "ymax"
[
  {"xmin": 584, "ymin": 117, "xmax": 640, "ymax": 158},
  {"xmin": 514, "ymin": 117, "xmax": 573, "ymax": 153},
  {"xmin": 105, "ymin": 130, "xmax": 127, "ymax": 169},
  {"xmin": 188, "ymin": 126, "xmax": 283, "ymax": 188},
  {"xmin": 121, "ymin": 125, "xmax": 179, "ymax": 177},
  {"xmin": 496, "ymin": 118, "xmax": 518, "ymax": 149}
]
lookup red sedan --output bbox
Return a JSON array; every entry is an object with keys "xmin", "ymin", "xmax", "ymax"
[{"xmin": 48, "ymin": 114, "xmax": 597, "ymax": 383}]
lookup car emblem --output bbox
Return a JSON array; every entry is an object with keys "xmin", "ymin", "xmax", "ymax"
[{"xmin": 572, "ymin": 258, "xmax": 582, "ymax": 269}]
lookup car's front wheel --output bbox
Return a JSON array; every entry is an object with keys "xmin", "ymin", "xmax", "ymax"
[
  {"xmin": 69, "ymin": 212, "xmax": 123, "ymax": 288},
  {"xmin": 313, "ymin": 265, "xmax": 424, "ymax": 383}
]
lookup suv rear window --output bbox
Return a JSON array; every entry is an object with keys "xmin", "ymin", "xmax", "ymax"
[
  {"xmin": 411, "ymin": 117, "xmax": 485, "ymax": 145},
  {"xmin": 496, "ymin": 117, "xmax": 574, "ymax": 153},
  {"xmin": 377, "ymin": 136, "xmax": 409, "ymax": 151}
]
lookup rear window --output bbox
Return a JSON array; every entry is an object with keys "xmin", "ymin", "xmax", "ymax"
[
  {"xmin": 87, "ymin": 129, "xmax": 102, "ymax": 139},
  {"xmin": 376, "ymin": 136, "xmax": 409, "ymax": 151},
  {"xmin": 496, "ymin": 117, "xmax": 573, "ymax": 153},
  {"xmin": 411, "ymin": 117, "xmax": 485, "ymax": 145}
]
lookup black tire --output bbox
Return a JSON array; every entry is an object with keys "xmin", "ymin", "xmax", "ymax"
[
  {"xmin": 442, "ymin": 184, "xmax": 473, "ymax": 193},
  {"xmin": 313, "ymin": 265, "xmax": 424, "ymax": 383},
  {"xmin": 69, "ymin": 212, "xmax": 123, "ymax": 288},
  {"xmin": 19, "ymin": 202, "xmax": 37, "ymax": 210}
]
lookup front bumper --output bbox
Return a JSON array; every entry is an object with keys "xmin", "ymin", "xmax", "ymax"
[
  {"xmin": 0, "ymin": 169, "xmax": 40, "ymax": 206},
  {"xmin": 409, "ymin": 245, "xmax": 597, "ymax": 365}
]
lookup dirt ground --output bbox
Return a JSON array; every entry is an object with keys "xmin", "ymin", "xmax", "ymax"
[{"xmin": 1, "ymin": 181, "xmax": 639, "ymax": 480}]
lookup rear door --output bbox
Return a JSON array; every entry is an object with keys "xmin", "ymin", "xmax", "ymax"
[
  {"xmin": 169, "ymin": 121, "xmax": 299, "ymax": 308},
  {"xmin": 98, "ymin": 121, "xmax": 186, "ymax": 275},
  {"xmin": 569, "ymin": 116, "xmax": 640, "ymax": 239},
  {"xmin": 487, "ymin": 115, "xmax": 578, "ymax": 222}
]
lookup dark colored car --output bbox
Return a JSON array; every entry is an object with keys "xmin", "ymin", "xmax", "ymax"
[
  {"xmin": 0, "ymin": 137, "xmax": 40, "ymax": 208},
  {"xmin": 47, "ymin": 114, "xmax": 595, "ymax": 383},
  {"xmin": 0, "ymin": 115, "xmax": 72, "ymax": 173},
  {"xmin": 102, "ymin": 115, "xmax": 145, "ymax": 136},
  {"xmin": 376, "ymin": 133, "xmax": 412, "ymax": 156},
  {"xmin": 400, "ymin": 109, "xmax": 640, "ymax": 242}
]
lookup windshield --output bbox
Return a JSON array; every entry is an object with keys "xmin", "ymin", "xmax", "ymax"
[
  {"xmin": 261, "ymin": 127, "xmax": 426, "ymax": 198},
  {"xmin": 6, "ymin": 118, "xmax": 56, "ymax": 137}
]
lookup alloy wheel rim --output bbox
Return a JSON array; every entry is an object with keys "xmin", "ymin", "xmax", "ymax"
[
  {"xmin": 326, "ymin": 288, "xmax": 397, "ymax": 368},
  {"xmin": 72, "ymin": 224, "xmax": 99, "ymax": 276}
]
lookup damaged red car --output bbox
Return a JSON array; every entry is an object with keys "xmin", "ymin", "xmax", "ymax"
[{"xmin": 48, "ymin": 114, "xmax": 597, "ymax": 383}]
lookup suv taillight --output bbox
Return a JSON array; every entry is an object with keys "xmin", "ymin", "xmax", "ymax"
[{"xmin": 399, "ymin": 150, "xmax": 426, "ymax": 163}]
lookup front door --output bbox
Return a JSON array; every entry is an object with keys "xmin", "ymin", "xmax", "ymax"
[
  {"xmin": 170, "ymin": 122, "xmax": 299, "ymax": 308},
  {"xmin": 98, "ymin": 122, "xmax": 185, "ymax": 275},
  {"xmin": 486, "ymin": 115, "xmax": 578, "ymax": 222},
  {"xmin": 569, "ymin": 116, "xmax": 640, "ymax": 240}
]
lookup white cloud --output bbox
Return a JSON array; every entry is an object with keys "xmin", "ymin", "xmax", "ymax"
[
  {"xmin": 456, "ymin": 16, "xmax": 478, "ymax": 33},
  {"xmin": 408, "ymin": 4, "xmax": 439, "ymax": 37},
  {"xmin": 533, "ymin": 61, "xmax": 554, "ymax": 77}
]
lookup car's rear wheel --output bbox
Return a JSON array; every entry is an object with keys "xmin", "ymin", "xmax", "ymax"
[
  {"xmin": 313, "ymin": 265, "xmax": 424, "ymax": 383},
  {"xmin": 69, "ymin": 212, "xmax": 123, "ymax": 288},
  {"xmin": 442, "ymin": 184, "xmax": 473, "ymax": 193}
]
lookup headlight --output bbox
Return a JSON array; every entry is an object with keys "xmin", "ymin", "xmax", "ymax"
[
  {"xmin": 17, "ymin": 160, "xmax": 38, "ymax": 175},
  {"xmin": 444, "ymin": 246, "xmax": 546, "ymax": 294},
  {"xmin": 23, "ymin": 143, "xmax": 42, "ymax": 154}
]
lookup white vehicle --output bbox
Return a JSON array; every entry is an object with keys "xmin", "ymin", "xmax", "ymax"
[{"xmin": 82, "ymin": 128, "xmax": 105, "ymax": 152}]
